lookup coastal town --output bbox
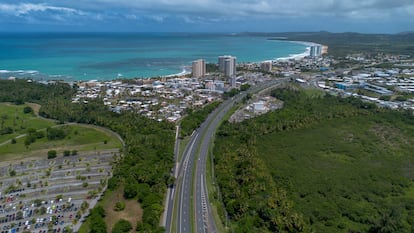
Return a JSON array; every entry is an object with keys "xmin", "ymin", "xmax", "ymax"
[
  {"xmin": 61, "ymin": 44, "xmax": 414, "ymax": 123},
  {"xmin": 2, "ymin": 0, "xmax": 414, "ymax": 231}
]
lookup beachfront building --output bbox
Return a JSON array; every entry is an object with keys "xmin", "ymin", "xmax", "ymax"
[
  {"xmin": 310, "ymin": 45, "xmax": 322, "ymax": 57},
  {"xmin": 218, "ymin": 55, "xmax": 237, "ymax": 77},
  {"xmin": 261, "ymin": 61, "xmax": 272, "ymax": 72},
  {"xmin": 322, "ymin": 45, "xmax": 329, "ymax": 55},
  {"xmin": 192, "ymin": 59, "xmax": 206, "ymax": 78}
]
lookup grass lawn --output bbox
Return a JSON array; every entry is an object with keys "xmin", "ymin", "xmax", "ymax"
[
  {"xmin": 0, "ymin": 124, "xmax": 122, "ymax": 161},
  {"xmin": 0, "ymin": 103, "xmax": 55, "ymax": 142},
  {"xmin": 103, "ymin": 186, "xmax": 142, "ymax": 233},
  {"xmin": 0, "ymin": 102, "xmax": 122, "ymax": 162}
]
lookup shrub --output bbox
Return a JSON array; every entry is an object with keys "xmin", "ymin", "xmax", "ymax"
[
  {"xmin": 9, "ymin": 170, "xmax": 16, "ymax": 177},
  {"xmin": 63, "ymin": 150, "xmax": 71, "ymax": 157},
  {"xmin": 112, "ymin": 219, "xmax": 132, "ymax": 233},
  {"xmin": 23, "ymin": 106, "xmax": 33, "ymax": 114},
  {"xmin": 114, "ymin": 201, "xmax": 126, "ymax": 211},
  {"xmin": 46, "ymin": 127, "xmax": 66, "ymax": 140},
  {"xmin": 47, "ymin": 150, "xmax": 57, "ymax": 159}
]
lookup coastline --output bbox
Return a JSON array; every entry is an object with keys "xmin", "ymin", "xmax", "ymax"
[
  {"xmin": 271, "ymin": 40, "xmax": 319, "ymax": 61},
  {"xmin": 163, "ymin": 66, "xmax": 192, "ymax": 78},
  {"xmin": 0, "ymin": 38, "xmax": 313, "ymax": 81}
]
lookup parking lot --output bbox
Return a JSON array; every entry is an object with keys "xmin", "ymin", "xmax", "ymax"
[{"xmin": 0, "ymin": 150, "xmax": 118, "ymax": 233}]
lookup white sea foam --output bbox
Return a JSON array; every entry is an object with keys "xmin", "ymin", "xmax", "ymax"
[
  {"xmin": 164, "ymin": 67, "xmax": 191, "ymax": 78},
  {"xmin": 0, "ymin": 69, "xmax": 39, "ymax": 74},
  {"xmin": 273, "ymin": 40, "xmax": 321, "ymax": 61}
]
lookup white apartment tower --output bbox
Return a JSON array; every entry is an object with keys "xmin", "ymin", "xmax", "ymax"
[
  {"xmin": 218, "ymin": 55, "xmax": 236, "ymax": 77},
  {"xmin": 192, "ymin": 59, "xmax": 206, "ymax": 78},
  {"xmin": 310, "ymin": 45, "xmax": 322, "ymax": 57}
]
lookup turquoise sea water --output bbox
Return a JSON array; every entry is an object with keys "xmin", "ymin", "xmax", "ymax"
[{"xmin": 0, "ymin": 33, "xmax": 307, "ymax": 81}]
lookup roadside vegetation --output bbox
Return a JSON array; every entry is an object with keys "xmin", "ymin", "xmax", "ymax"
[
  {"xmin": 180, "ymin": 101, "xmax": 221, "ymax": 137},
  {"xmin": 214, "ymin": 86, "xmax": 414, "ymax": 232},
  {"xmin": 0, "ymin": 79, "xmax": 175, "ymax": 233}
]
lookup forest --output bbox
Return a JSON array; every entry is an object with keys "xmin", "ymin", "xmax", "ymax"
[
  {"xmin": 214, "ymin": 86, "xmax": 414, "ymax": 232},
  {"xmin": 0, "ymin": 79, "xmax": 175, "ymax": 233}
]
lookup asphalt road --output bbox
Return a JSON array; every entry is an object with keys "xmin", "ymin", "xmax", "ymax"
[{"xmin": 166, "ymin": 79, "xmax": 285, "ymax": 233}]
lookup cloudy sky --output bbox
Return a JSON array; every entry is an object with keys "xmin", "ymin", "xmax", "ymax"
[{"xmin": 0, "ymin": 0, "xmax": 413, "ymax": 33}]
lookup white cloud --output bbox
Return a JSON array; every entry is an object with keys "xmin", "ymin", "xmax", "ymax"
[
  {"xmin": 0, "ymin": 3, "xmax": 84, "ymax": 16},
  {"xmin": 3, "ymin": 1, "xmax": 414, "ymax": 21},
  {"xmin": 0, "ymin": 0, "xmax": 412, "ymax": 31}
]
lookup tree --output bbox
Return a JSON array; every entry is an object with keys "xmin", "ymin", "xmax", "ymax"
[
  {"xmin": 63, "ymin": 150, "xmax": 71, "ymax": 157},
  {"xmin": 47, "ymin": 150, "xmax": 57, "ymax": 159},
  {"xmin": 89, "ymin": 217, "xmax": 106, "ymax": 233},
  {"xmin": 395, "ymin": 96, "xmax": 407, "ymax": 102},
  {"xmin": 23, "ymin": 106, "xmax": 33, "ymax": 114},
  {"xmin": 9, "ymin": 170, "xmax": 16, "ymax": 177},
  {"xmin": 240, "ymin": 84, "xmax": 251, "ymax": 91},
  {"xmin": 112, "ymin": 219, "xmax": 132, "ymax": 233},
  {"xmin": 46, "ymin": 127, "xmax": 66, "ymax": 140},
  {"xmin": 379, "ymin": 95, "xmax": 391, "ymax": 101},
  {"xmin": 90, "ymin": 205, "xmax": 105, "ymax": 217},
  {"xmin": 16, "ymin": 211, "xmax": 23, "ymax": 220},
  {"xmin": 89, "ymin": 206, "xmax": 107, "ymax": 233},
  {"xmin": 123, "ymin": 182, "xmax": 138, "ymax": 199}
]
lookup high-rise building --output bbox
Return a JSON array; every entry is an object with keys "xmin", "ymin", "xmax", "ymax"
[
  {"xmin": 310, "ymin": 45, "xmax": 322, "ymax": 57},
  {"xmin": 322, "ymin": 45, "xmax": 329, "ymax": 55},
  {"xmin": 192, "ymin": 59, "xmax": 205, "ymax": 78},
  {"xmin": 218, "ymin": 55, "xmax": 236, "ymax": 76},
  {"xmin": 230, "ymin": 75, "xmax": 237, "ymax": 88}
]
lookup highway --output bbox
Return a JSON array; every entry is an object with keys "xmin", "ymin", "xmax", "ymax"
[{"xmin": 165, "ymin": 79, "xmax": 285, "ymax": 233}]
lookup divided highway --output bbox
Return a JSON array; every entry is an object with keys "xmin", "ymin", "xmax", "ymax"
[{"xmin": 165, "ymin": 80, "xmax": 284, "ymax": 233}]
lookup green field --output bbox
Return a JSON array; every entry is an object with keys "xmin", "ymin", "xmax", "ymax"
[
  {"xmin": 0, "ymin": 103, "xmax": 122, "ymax": 161},
  {"xmin": 214, "ymin": 87, "xmax": 414, "ymax": 232},
  {"xmin": 0, "ymin": 103, "xmax": 55, "ymax": 142}
]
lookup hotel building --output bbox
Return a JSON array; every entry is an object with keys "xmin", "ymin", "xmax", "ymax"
[
  {"xmin": 218, "ymin": 55, "xmax": 236, "ymax": 77},
  {"xmin": 192, "ymin": 59, "xmax": 206, "ymax": 78}
]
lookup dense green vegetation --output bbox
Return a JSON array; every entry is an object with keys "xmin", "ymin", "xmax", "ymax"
[
  {"xmin": 180, "ymin": 101, "xmax": 221, "ymax": 137},
  {"xmin": 214, "ymin": 86, "xmax": 414, "ymax": 232},
  {"xmin": 206, "ymin": 63, "xmax": 219, "ymax": 73},
  {"xmin": 0, "ymin": 79, "xmax": 175, "ymax": 232},
  {"xmin": 112, "ymin": 219, "xmax": 132, "ymax": 233},
  {"xmin": 89, "ymin": 206, "xmax": 107, "ymax": 233},
  {"xmin": 0, "ymin": 79, "xmax": 75, "ymax": 105}
]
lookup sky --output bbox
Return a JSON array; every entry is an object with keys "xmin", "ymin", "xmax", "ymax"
[{"xmin": 0, "ymin": 0, "xmax": 413, "ymax": 33}]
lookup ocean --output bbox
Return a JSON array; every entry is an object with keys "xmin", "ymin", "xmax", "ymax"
[{"xmin": 0, "ymin": 33, "xmax": 308, "ymax": 81}]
